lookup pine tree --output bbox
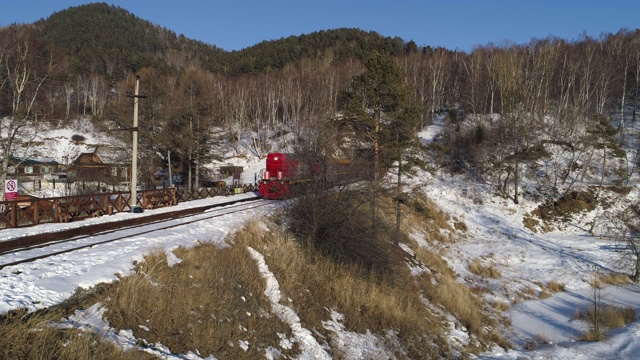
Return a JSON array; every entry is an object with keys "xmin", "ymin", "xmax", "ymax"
[{"xmin": 340, "ymin": 51, "xmax": 419, "ymax": 243}]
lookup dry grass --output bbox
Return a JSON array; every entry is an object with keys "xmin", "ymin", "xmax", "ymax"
[
  {"xmin": 523, "ymin": 286, "xmax": 537, "ymax": 297},
  {"xmin": 467, "ymin": 258, "xmax": 502, "ymax": 279},
  {"xmin": 238, "ymin": 220, "xmax": 450, "ymax": 358},
  {"xmin": 576, "ymin": 302, "xmax": 636, "ymax": 342},
  {"xmin": 0, "ymin": 305, "xmax": 153, "ymax": 359},
  {"xmin": 493, "ymin": 300, "xmax": 511, "ymax": 312},
  {"xmin": 537, "ymin": 280, "xmax": 565, "ymax": 299},
  {"xmin": 404, "ymin": 189, "xmax": 456, "ymax": 243},
  {"xmin": 512, "ymin": 285, "xmax": 540, "ymax": 304},
  {"xmin": 412, "ymin": 247, "xmax": 511, "ymax": 351},
  {"xmin": 523, "ymin": 333, "xmax": 551, "ymax": 351},
  {"xmin": 99, "ymin": 240, "xmax": 293, "ymax": 359},
  {"xmin": 400, "ymin": 191, "xmax": 510, "ymax": 350},
  {"xmin": 580, "ymin": 329, "xmax": 606, "ymax": 342},
  {"xmin": 598, "ymin": 273, "xmax": 632, "ymax": 285},
  {"xmin": 577, "ymin": 304, "xmax": 636, "ymax": 330},
  {"xmin": 539, "ymin": 290, "xmax": 553, "ymax": 299},
  {"xmin": 547, "ymin": 280, "xmax": 566, "ymax": 292},
  {"xmin": 454, "ymin": 219, "xmax": 468, "ymax": 232}
]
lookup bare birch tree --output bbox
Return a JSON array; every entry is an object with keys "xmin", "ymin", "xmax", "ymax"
[{"xmin": 0, "ymin": 26, "xmax": 53, "ymax": 199}]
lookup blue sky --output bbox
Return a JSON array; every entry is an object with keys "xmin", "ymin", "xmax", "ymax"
[{"xmin": 1, "ymin": 1, "xmax": 639, "ymax": 52}]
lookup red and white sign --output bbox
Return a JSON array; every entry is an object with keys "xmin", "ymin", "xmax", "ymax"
[{"xmin": 4, "ymin": 179, "xmax": 18, "ymax": 201}]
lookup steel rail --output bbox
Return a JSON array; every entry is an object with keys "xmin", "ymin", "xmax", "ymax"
[{"xmin": 0, "ymin": 198, "xmax": 272, "ymax": 270}]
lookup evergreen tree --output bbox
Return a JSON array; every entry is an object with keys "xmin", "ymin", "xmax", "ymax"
[{"xmin": 340, "ymin": 51, "xmax": 419, "ymax": 243}]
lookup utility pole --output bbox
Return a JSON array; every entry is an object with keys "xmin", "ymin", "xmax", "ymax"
[
  {"xmin": 168, "ymin": 150, "xmax": 173, "ymax": 187},
  {"xmin": 127, "ymin": 75, "xmax": 147, "ymax": 212}
]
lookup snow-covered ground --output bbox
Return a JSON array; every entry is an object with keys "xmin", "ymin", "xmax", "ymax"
[
  {"xmin": 1, "ymin": 118, "xmax": 639, "ymax": 359},
  {"xmin": 416, "ymin": 119, "xmax": 640, "ymax": 359},
  {"xmin": 418, "ymin": 173, "xmax": 640, "ymax": 359}
]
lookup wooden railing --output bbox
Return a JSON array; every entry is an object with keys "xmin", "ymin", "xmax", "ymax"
[{"xmin": 0, "ymin": 184, "xmax": 258, "ymax": 229}]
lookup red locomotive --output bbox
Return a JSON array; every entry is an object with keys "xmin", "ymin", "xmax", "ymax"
[
  {"xmin": 258, "ymin": 153, "xmax": 302, "ymax": 199},
  {"xmin": 258, "ymin": 153, "xmax": 355, "ymax": 199}
]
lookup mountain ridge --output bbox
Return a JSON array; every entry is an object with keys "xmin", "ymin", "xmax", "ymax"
[{"xmin": 28, "ymin": 2, "xmax": 416, "ymax": 77}]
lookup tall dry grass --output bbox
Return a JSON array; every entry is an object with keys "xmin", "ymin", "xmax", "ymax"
[
  {"xmin": 236, "ymin": 220, "xmax": 450, "ymax": 358},
  {"xmin": 576, "ymin": 304, "xmax": 636, "ymax": 341},
  {"xmin": 100, "ymin": 243, "xmax": 293, "ymax": 359},
  {"xmin": 403, "ymin": 189, "xmax": 458, "ymax": 243},
  {"xmin": 0, "ymin": 302, "xmax": 152, "ymax": 359},
  {"xmin": 403, "ymin": 191, "xmax": 510, "ymax": 351},
  {"xmin": 467, "ymin": 258, "xmax": 502, "ymax": 279},
  {"xmin": 412, "ymin": 246, "xmax": 509, "ymax": 350}
]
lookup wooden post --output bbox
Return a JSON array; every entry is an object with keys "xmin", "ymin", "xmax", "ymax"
[{"xmin": 10, "ymin": 202, "xmax": 17, "ymax": 228}]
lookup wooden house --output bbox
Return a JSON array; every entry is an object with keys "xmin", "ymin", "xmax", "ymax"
[
  {"xmin": 9, "ymin": 157, "xmax": 65, "ymax": 181},
  {"xmin": 66, "ymin": 152, "xmax": 129, "ymax": 184}
]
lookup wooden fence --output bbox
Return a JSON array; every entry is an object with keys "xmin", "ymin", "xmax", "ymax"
[{"xmin": 0, "ymin": 184, "xmax": 258, "ymax": 229}]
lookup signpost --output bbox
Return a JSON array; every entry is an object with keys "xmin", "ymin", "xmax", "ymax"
[{"xmin": 4, "ymin": 179, "xmax": 18, "ymax": 200}]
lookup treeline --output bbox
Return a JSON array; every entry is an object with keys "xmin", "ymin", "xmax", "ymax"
[
  {"xmin": 1, "ymin": 2, "xmax": 639, "ymax": 196},
  {"xmin": 407, "ymin": 31, "xmax": 640, "ymax": 203}
]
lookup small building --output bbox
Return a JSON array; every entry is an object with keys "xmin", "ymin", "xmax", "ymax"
[
  {"xmin": 66, "ymin": 152, "xmax": 129, "ymax": 184},
  {"xmin": 5, "ymin": 157, "xmax": 66, "ymax": 192},
  {"xmin": 9, "ymin": 157, "xmax": 65, "ymax": 180}
]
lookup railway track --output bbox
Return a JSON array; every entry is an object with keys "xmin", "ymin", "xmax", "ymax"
[{"xmin": 0, "ymin": 197, "xmax": 273, "ymax": 270}]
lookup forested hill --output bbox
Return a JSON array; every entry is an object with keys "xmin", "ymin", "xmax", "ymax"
[
  {"xmin": 31, "ymin": 2, "xmax": 415, "ymax": 77},
  {"xmin": 34, "ymin": 2, "xmax": 225, "ymax": 76},
  {"xmin": 223, "ymin": 28, "xmax": 411, "ymax": 74}
]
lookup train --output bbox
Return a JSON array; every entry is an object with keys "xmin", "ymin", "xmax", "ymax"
[{"xmin": 257, "ymin": 152, "xmax": 356, "ymax": 199}]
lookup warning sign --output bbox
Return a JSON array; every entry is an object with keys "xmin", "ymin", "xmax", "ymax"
[{"xmin": 4, "ymin": 179, "xmax": 18, "ymax": 200}]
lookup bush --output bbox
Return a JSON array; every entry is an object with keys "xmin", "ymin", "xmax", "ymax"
[{"xmin": 285, "ymin": 188, "xmax": 397, "ymax": 275}]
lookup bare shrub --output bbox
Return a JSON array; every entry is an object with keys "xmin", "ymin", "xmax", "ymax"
[
  {"xmin": 285, "ymin": 187, "xmax": 398, "ymax": 275},
  {"xmin": 532, "ymin": 189, "xmax": 597, "ymax": 222},
  {"xmin": 71, "ymin": 134, "xmax": 87, "ymax": 143},
  {"xmin": 523, "ymin": 216, "xmax": 540, "ymax": 232}
]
